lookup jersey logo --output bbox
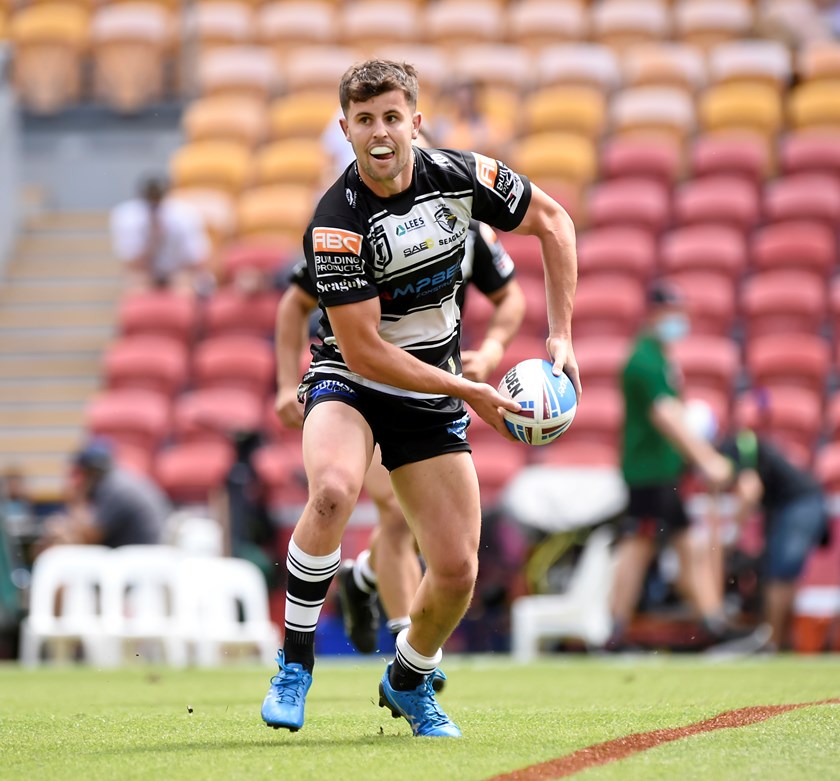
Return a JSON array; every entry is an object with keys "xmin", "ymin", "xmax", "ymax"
[
  {"xmin": 312, "ymin": 227, "xmax": 363, "ymax": 255},
  {"xmin": 473, "ymin": 152, "xmax": 499, "ymax": 190},
  {"xmin": 370, "ymin": 223, "xmax": 392, "ymax": 271},
  {"xmin": 434, "ymin": 204, "xmax": 457, "ymax": 234}
]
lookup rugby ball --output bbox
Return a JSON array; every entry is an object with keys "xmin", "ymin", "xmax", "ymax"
[{"xmin": 498, "ymin": 359, "xmax": 577, "ymax": 446}]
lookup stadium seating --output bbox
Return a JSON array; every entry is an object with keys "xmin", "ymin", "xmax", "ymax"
[
  {"xmin": 172, "ymin": 386, "xmax": 264, "ymax": 445},
  {"xmin": 608, "ymin": 86, "xmax": 696, "ymax": 146},
  {"xmin": 577, "ymin": 225, "xmax": 656, "ymax": 287},
  {"xmin": 762, "ymin": 174, "xmax": 840, "ymax": 231},
  {"xmin": 536, "ymin": 43, "xmax": 621, "ymax": 93},
  {"xmin": 169, "ymin": 140, "xmax": 253, "ymax": 193},
  {"xmin": 511, "ymin": 132, "xmax": 598, "ymax": 195},
  {"xmin": 154, "ymin": 439, "xmax": 235, "ymax": 504},
  {"xmin": 253, "ymin": 440, "xmax": 308, "ymax": 508},
  {"xmin": 780, "ymin": 132, "xmax": 840, "ymax": 182},
  {"xmin": 219, "ymin": 242, "xmax": 295, "ymax": 285},
  {"xmin": 662, "ymin": 270, "xmax": 737, "ymax": 338},
  {"xmin": 621, "ymin": 42, "xmax": 707, "ymax": 93},
  {"xmin": 471, "ymin": 439, "xmax": 529, "ymax": 508},
  {"xmin": 659, "ymin": 224, "xmax": 747, "ymax": 286},
  {"xmin": 182, "ymin": 94, "xmax": 269, "ymax": 148},
  {"xmin": 590, "ymin": 0, "xmax": 669, "ymax": 55},
  {"xmin": 707, "ymin": 39, "xmax": 792, "ymax": 91},
  {"xmin": 252, "ymin": 138, "xmax": 324, "ymax": 188},
  {"xmin": 688, "ymin": 133, "xmax": 772, "ymax": 189},
  {"xmin": 746, "ymin": 333, "xmax": 831, "ymax": 398},
  {"xmin": 671, "ymin": 335, "xmax": 740, "ymax": 401},
  {"xmin": 599, "ymin": 137, "xmax": 682, "ymax": 188},
  {"xmin": 750, "ymin": 221, "xmax": 836, "ymax": 283},
  {"xmin": 572, "ymin": 336, "xmax": 630, "ymax": 392},
  {"xmin": 572, "ymin": 275, "xmax": 646, "ymax": 339},
  {"xmin": 672, "ymin": 176, "xmax": 760, "ymax": 233},
  {"xmin": 194, "ymin": 45, "xmax": 278, "ymax": 101},
  {"xmin": 672, "ymin": 0, "xmax": 753, "ymax": 51},
  {"xmin": 698, "ymin": 83, "xmax": 784, "ymax": 140},
  {"xmin": 507, "ymin": 0, "xmax": 588, "ymax": 50},
  {"xmin": 587, "ymin": 177, "xmax": 670, "ymax": 235},
  {"xmin": 255, "ymin": 0, "xmax": 338, "ymax": 67},
  {"xmin": 740, "ymin": 270, "xmax": 827, "ymax": 340},
  {"xmin": 103, "ymin": 335, "xmax": 190, "ymax": 398},
  {"xmin": 234, "ymin": 183, "xmax": 316, "ymax": 246},
  {"xmin": 84, "ymin": 388, "xmax": 172, "ymax": 454},
  {"xmin": 202, "ymin": 288, "xmax": 280, "ymax": 340},
  {"xmin": 117, "ymin": 290, "xmax": 200, "ymax": 345},
  {"xmin": 558, "ymin": 386, "xmax": 623, "ymax": 449},
  {"xmin": 787, "ymin": 81, "xmax": 840, "ymax": 132},
  {"xmin": 423, "ymin": 0, "xmax": 505, "ymax": 52},
  {"xmin": 268, "ymin": 93, "xmax": 337, "ymax": 141},
  {"xmin": 339, "ymin": 1, "xmax": 419, "ymax": 56},
  {"xmin": 191, "ymin": 334, "xmax": 275, "ymax": 397}
]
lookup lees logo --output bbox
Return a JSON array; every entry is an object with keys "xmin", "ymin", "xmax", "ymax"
[{"xmin": 312, "ymin": 227, "xmax": 363, "ymax": 255}]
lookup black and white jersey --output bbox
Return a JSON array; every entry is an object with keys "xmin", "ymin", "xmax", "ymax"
[{"xmin": 301, "ymin": 146, "xmax": 531, "ymax": 398}]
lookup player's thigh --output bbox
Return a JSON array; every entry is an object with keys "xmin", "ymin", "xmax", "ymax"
[
  {"xmin": 303, "ymin": 400, "xmax": 374, "ymax": 496},
  {"xmin": 364, "ymin": 446, "xmax": 398, "ymax": 508},
  {"xmin": 390, "ymin": 451, "xmax": 481, "ymax": 572}
]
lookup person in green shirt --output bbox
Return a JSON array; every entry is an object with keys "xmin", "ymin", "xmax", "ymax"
[{"xmin": 608, "ymin": 282, "xmax": 770, "ymax": 652}]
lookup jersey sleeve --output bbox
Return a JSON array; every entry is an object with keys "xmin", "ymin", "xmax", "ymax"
[
  {"xmin": 287, "ymin": 258, "xmax": 316, "ymax": 299},
  {"xmin": 463, "ymin": 151, "xmax": 532, "ymax": 232},
  {"xmin": 302, "ymin": 214, "xmax": 379, "ymax": 308},
  {"xmin": 468, "ymin": 221, "xmax": 516, "ymax": 296}
]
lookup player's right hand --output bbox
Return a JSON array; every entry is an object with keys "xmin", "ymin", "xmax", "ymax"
[
  {"xmin": 465, "ymin": 382, "xmax": 520, "ymax": 441},
  {"xmin": 275, "ymin": 388, "xmax": 304, "ymax": 429}
]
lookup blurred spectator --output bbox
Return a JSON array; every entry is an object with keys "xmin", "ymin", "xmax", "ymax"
[
  {"xmin": 0, "ymin": 465, "xmax": 35, "ymax": 537},
  {"xmin": 433, "ymin": 80, "xmax": 510, "ymax": 160},
  {"xmin": 110, "ymin": 175, "xmax": 211, "ymax": 293},
  {"xmin": 716, "ymin": 423, "xmax": 830, "ymax": 651},
  {"xmin": 34, "ymin": 441, "xmax": 169, "ymax": 552},
  {"xmin": 608, "ymin": 281, "xmax": 771, "ymax": 652}
]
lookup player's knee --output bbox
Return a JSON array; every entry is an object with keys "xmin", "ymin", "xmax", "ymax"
[
  {"xmin": 307, "ymin": 471, "xmax": 361, "ymax": 523},
  {"xmin": 430, "ymin": 552, "xmax": 478, "ymax": 596}
]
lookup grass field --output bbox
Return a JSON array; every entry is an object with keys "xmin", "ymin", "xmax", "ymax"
[{"xmin": 2, "ymin": 655, "xmax": 839, "ymax": 781}]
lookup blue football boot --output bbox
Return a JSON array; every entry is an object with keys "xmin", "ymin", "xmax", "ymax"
[
  {"xmin": 261, "ymin": 651, "xmax": 312, "ymax": 732},
  {"xmin": 378, "ymin": 664, "xmax": 461, "ymax": 737}
]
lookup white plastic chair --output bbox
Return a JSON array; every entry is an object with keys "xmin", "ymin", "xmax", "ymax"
[
  {"xmin": 99, "ymin": 545, "xmax": 188, "ymax": 667},
  {"xmin": 511, "ymin": 526, "xmax": 616, "ymax": 662},
  {"xmin": 19, "ymin": 545, "xmax": 111, "ymax": 666},
  {"xmin": 171, "ymin": 516, "xmax": 225, "ymax": 556},
  {"xmin": 174, "ymin": 556, "xmax": 279, "ymax": 666}
]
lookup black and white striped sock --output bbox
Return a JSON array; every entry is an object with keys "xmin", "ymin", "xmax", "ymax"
[
  {"xmin": 283, "ymin": 538, "xmax": 341, "ymax": 672},
  {"xmin": 389, "ymin": 628, "xmax": 442, "ymax": 691}
]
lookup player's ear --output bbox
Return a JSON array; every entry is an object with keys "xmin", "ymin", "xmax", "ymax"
[
  {"xmin": 411, "ymin": 112, "xmax": 422, "ymax": 140},
  {"xmin": 339, "ymin": 116, "xmax": 350, "ymax": 142}
]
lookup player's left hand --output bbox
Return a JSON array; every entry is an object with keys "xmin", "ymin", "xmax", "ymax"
[
  {"xmin": 461, "ymin": 349, "xmax": 493, "ymax": 383},
  {"xmin": 546, "ymin": 333, "xmax": 582, "ymax": 399}
]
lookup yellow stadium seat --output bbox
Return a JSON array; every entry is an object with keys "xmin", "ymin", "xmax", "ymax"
[
  {"xmin": 522, "ymin": 86, "xmax": 606, "ymax": 138},
  {"xmin": 512, "ymin": 132, "xmax": 598, "ymax": 193},
  {"xmin": 788, "ymin": 81, "xmax": 840, "ymax": 132},
  {"xmin": 699, "ymin": 83, "xmax": 784, "ymax": 140},
  {"xmin": 90, "ymin": 2, "xmax": 174, "ymax": 114},
  {"xmin": 253, "ymin": 139, "xmax": 324, "ymax": 188},
  {"xmin": 796, "ymin": 41, "xmax": 840, "ymax": 84},
  {"xmin": 235, "ymin": 184, "xmax": 317, "ymax": 248},
  {"xmin": 10, "ymin": 3, "xmax": 89, "ymax": 114},
  {"xmin": 268, "ymin": 93, "xmax": 337, "ymax": 141},
  {"xmin": 183, "ymin": 94, "xmax": 269, "ymax": 148},
  {"xmin": 195, "ymin": 45, "xmax": 278, "ymax": 100},
  {"xmin": 621, "ymin": 43, "xmax": 707, "ymax": 93},
  {"xmin": 374, "ymin": 44, "xmax": 451, "ymax": 100},
  {"xmin": 507, "ymin": 0, "xmax": 588, "ymax": 51},
  {"xmin": 281, "ymin": 46, "xmax": 360, "ymax": 96},
  {"xmin": 183, "ymin": 2, "xmax": 254, "ymax": 51},
  {"xmin": 423, "ymin": 0, "xmax": 504, "ymax": 53},
  {"xmin": 339, "ymin": 1, "xmax": 418, "ymax": 56},
  {"xmin": 169, "ymin": 141, "xmax": 253, "ymax": 193},
  {"xmin": 256, "ymin": 1, "xmax": 338, "ymax": 68},
  {"xmin": 591, "ymin": 0, "xmax": 670, "ymax": 55},
  {"xmin": 0, "ymin": 11, "xmax": 7, "ymax": 42},
  {"xmin": 673, "ymin": 0, "xmax": 753, "ymax": 52}
]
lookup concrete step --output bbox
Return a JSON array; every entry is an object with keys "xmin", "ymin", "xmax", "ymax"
[
  {"xmin": 0, "ymin": 428, "xmax": 82, "ymax": 454},
  {"xmin": 14, "ymin": 235, "xmax": 113, "ymax": 256},
  {"xmin": 0, "ymin": 306, "xmax": 116, "ymax": 329},
  {"xmin": 0, "ymin": 355, "xmax": 101, "ymax": 378},
  {"xmin": 0, "ymin": 330, "xmax": 112, "ymax": 355},
  {"xmin": 0, "ymin": 406, "xmax": 86, "ymax": 427},
  {"xmin": 5, "ymin": 261, "xmax": 120, "ymax": 280},
  {"xmin": 0, "ymin": 380, "xmax": 99, "ymax": 403},
  {"xmin": 25, "ymin": 211, "xmax": 110, "ymax": 232},
  {"xmin": 0, "ymin": 282, "xmax": 123, "ymax": 305}
]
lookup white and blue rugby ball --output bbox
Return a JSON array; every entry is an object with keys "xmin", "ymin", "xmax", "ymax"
[{"xmin": 498, "ymin": 359, "xmax": 577, "ymax": 446}]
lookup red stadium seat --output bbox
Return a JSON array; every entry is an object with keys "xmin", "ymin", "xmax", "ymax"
[
  {"xmin": 103, "ymin": 335, "xmax": 189, "ymax": 398},
  {"xmin": 734, "ymin": 387, "xmax": 822, "ymax": 461},
  {"xmin": 750, "ymin": 221, "xmax": 836, "ymax": 283},
  {"xmin": 671, "ymin": 335, "xmax": 740, "ymax": 400},
  {"xmin": 587, "ymin": 177, "xmax": 670, "ymax": 234},
  {"xmin": 572, "ymin": 275, "xmax": 645, "ymax": 339},
  {"xmin": 203, "ymin": 288, "xmax": 281, "ymax": 339},
  {"xmin": 688, "ymin": 133, "xmax": 771, "ymax": 190},
  {"xmin": 253, "ymin": 440, "xmax": 308, "ymax": 508},
  {"xmin": 558, "ymin": 386, "xmax": 622, "ymax": 449},
  {"xmin": 741, "ymin": 270, "xmax": 827, "ymax": 340},
  {"xmin": 746, "ymin": 333, "xmax": 830, "ymax": 398},
  {"xmin": 599, "ymin": 137, "xmax": 682, "ymax": 188},
  {"xmin": 573, "ymin": 336, "xmax": 630, "ymax": 392},
  {"xmin": 488, "ymin": 334, "xmax": 550, "ymax": 391},
  {"xmin": 496, "ymin": 232, "xmax": 543, "ymax": 281},
  {"xmin": 471, "ymin": 439, "xmax": 529, "ymax": 508},
  {"xmin": 825, "ymin": 394, "xmax": 840, "ymax": 441},
  {"xmin": 154, "ymin": 440, "xmax": 235, "ymax": 505},
  {"xmin": 192, "ymin": 335, "xmax": 275, "ymax": 397},
  {"xmin": 85, "ymin": 389, "xmax": 172, "ymax": 454},
  {"xmin": 762, "ymin": 174, "xmax": 840, "ymax": 230},
  {"xmin": 117, "ymin": 290, "xmax": 200, "ymax": 345},
  {"xmin": 780, "ymin": 133, "xmax": 840, "ymax": 183},
  {"xmin": 659, "ymin": 224, "xmax": 747, "ymax": 285},
  {"xmin": 515, "ymin": 276, "xmax": 550, "ymax": 339},
  {"xmin": 577, "ymin": 226, "xmax": 656, "ymax": 287},
  {"xmin": 220, "ymin": 243, "xmax": 296, "ymax": 286},
  {"xmin": 673, "ymin": 175, "xmax": 760, "ymax": 232},
  {"xmin": 662, "ymin": 271, "xmax": 737, "ymax": 337},
  {"xmin": 533, "ymin": 439, "xmax": 618, "ymax": 467},
  {"xmin": 172, "ymin": 387, "xmax": 264, "ymax": 445},
  {"xmin": 814, "ymin": 442, "xmax": 840, "ymax": 494}
]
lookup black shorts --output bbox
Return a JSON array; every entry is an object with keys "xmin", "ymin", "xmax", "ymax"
[
  {"xmin": 300, "ymin": 373, "xmax": 472, "ymax": 471},
  {"xmin": 620, "ymin": 483, "xmax": 690, "ymax": 542}
]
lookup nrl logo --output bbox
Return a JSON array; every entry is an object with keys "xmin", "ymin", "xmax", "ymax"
[{"xmin": 434, "ymin": 204, "xmax": 457, "ymax": 234}]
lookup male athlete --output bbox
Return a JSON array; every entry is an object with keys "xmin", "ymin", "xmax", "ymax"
[
  {"xmin": 260, "ymin": 59, "xmax": 579, "ymax": 738},
  {"xmin": 275, "ymin": 130, "xmax": 527, "ymax": 657}
]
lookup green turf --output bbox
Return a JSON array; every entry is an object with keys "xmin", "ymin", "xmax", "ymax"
[{"xmin": 1, "ymin": 656, "xmax": 839, "ymax": 781}]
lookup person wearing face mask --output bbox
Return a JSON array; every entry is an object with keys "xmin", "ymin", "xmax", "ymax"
[{"xmin": 607, "ymin": 281, "xmax": 771, "ymax": 653}]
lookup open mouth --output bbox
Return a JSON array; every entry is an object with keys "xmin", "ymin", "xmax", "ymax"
[{"xmin": 370, "ymin": 146, "xmax": 395, "ymax": 161}]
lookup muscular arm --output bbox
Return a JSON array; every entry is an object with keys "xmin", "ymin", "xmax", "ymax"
[
  {"xmin": 512, "ymin": 184, "xmax": 580, "ymax": 394},
  {"xmin": 461, "ymin": 279, "xmax": 526, "ymax": 383},
  {"xmin": 327, "ymin": 297, "xmax": 520, "ymax": 436},
  {"xmin": 274, "ymin": 285, "xmax": 317, "ymax": 428}
]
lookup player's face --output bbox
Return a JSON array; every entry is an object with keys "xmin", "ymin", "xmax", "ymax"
[{"xmin": 340, "ymin": 90, "xmax": 420, "ymax": 197}]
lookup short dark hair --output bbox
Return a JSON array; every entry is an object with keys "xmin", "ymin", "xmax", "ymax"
[
  {"xmin": 647, "ymin": 280, "xmax": 685, "ymax": 308},
  {"xmin": 139, "ymin": 176, "xmax": 168, "ymax": 205},
  {"xmin": 339, "ymin": 59, "xmax": 419, "ymax": 114}
]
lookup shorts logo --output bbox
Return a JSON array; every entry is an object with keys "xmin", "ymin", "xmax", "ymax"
[
  {"xmin": 447, "ymin": 413, "xmax": 469, "ymax": 441},
  {"xmin": 473, "ymin": 153, "xmax": 499, "ymax": 190},
  {"xmin": 308, "ymin": 379, "xmax": 357, "ymax": 402},
  {"xmin": 312, "ymin": 227, "xmax": 363, "ymax": 255}
]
